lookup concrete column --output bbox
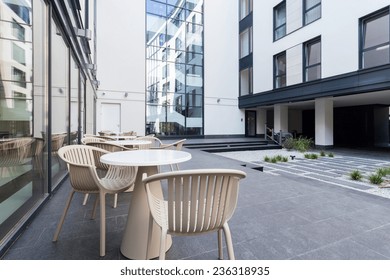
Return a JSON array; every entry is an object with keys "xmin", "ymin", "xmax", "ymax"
[
  {"xmin": 315, "ymin": 97, "xmax": 334, "ymax": 148},
  {"xmin": 274, "ymin": 104, "xmax": 288, "ymax": 133},
  {"xmin": 257, "ymin": 108, "xmax": 267, "ymax": 136}
]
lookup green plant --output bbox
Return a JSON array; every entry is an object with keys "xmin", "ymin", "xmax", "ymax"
[
  {"xmin": 350, "ymin": 170, "xmax": 362, "ymax": 181},
  {"xmin": 377, "ymin": 167, "xmax": 390, "ymax": 177},
  {"xmin": 282, "ymin": 156, "xmax": 288, "ymax": 162},
  {"xmin": 320, "ymin": 150, "xmax": 326, "ymax": 156},
  {"xmin": 304, "ymin": 153, "xmax": 318, "ymax": 159},
  {"xmin": 328, "ymin": 152, "xmax": 334, "ymax": 157},
  {"xmin": 282, "ymin": 137, "xmax": 295, "ymax": 150},
  {"xmin": 293, "ymin": 136, "xmax": 314, "ymax": 153},
  {"xmin": 271, "ymin": 157, "xmax": 278, "ymax": 163},
  {"xmin": 369, "ymin": 173, "xmax": 384, "ymax": 185},
  {"xmin": 275, "ymin": 154, "xmax": 283, "ymax": 161},
  {"xmin": 264, "ymin": 156, "xmax": 270, "ymax": 162}
]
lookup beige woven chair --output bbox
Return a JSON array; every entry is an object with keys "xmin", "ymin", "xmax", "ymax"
[
  {"xmin": 136, "ymin": 136, "xmax": 163, "ymax": 149},
  {"xmin": 53, "ymin": 145, "xmax": 137, "ymax": 257},
  {"xmin": 81, "ymin": 136, "xmax": 106, "ymax": 144},
  {"xmin": 152, "ymin": 139, "xmax": 187, "ymax": 170},
  {"xmin": 85, "ymin": 141, "xmax": 135, "ymax": 208},
  {"xmin": 143, "ymin": 169, "xmax": 246, "ymax": 260}
]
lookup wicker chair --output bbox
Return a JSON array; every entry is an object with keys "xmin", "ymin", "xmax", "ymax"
[
  {"xmin": 136, "ymin": 136, "xmax": 163, "ymax": 149},
  {"xmin": 53, "ymin": 145, "xmax": 137, "ymax": 257},
  {"xmin": 85, "ymin": 141, "xmax": 135, "ymax": 208},
  {"xmin": 143, "ymin": 169, "xmax": 246, "ymax": 260},
  {"xmin": 152, "ymin": 139, "xmax": 187, "ymax": 170},
  {"xmin": 81, "ymin": 136, "xmax": 107, "ymax": 144}
]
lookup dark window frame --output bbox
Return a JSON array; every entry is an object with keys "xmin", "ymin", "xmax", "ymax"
[
  {"xmin": 274, "ymin": 1, "xmax": 286, "ymax": 41},
  {"xmin": 303, "ymin": 0, "xmax": 321, "ymax": 25},
  {"xmin": 359, "ymin": 7, "xmax": 390, "ymax": 69},
  {"xmin": 303, "ymin": 37, "xmax": 321, "ymax": 82},
  {"xmin": 274, "ymin": 51, "xmax": 286, "ymax": 89}
]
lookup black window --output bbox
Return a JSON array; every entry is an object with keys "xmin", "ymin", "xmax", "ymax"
[
  {"xmin": 274, "ymin": 1, "xmax": 286, "ymax": 41},
  {"xmin": 274, "ymin": 52, "xmax": 286, "ymax": 88},
  {"xmin": 304, "ymin": 0, "xmax": 321, "ymax": 25},
  {"xmin": 304, "ymin": 38, "xmax": 321, "ymax": 81},
  {"xmin": 360, "ymin": 8, "xmax": 390, "ymax": 69}
]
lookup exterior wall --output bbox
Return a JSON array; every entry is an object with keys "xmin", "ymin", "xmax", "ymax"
[
  {"xmin": 95, "ymin": 0, "xmax": 146, "ymax": 135},
  {"xmin": 204, "ymin": 0, "xmax": 244, "ymax": 135},
  {"xmin": 253, "ymin": 0, "xmax": 390, "ymax": 93}
]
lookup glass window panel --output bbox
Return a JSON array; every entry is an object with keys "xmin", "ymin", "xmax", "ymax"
[
  {"xmin": 147, "ymin": 0, "xmax": 167, "ymax": 17},
  {"xmin": 305, "ymin": 5, "xmax": 321, "ymax": 24},
  {"xmin": 240, "ymin": 28, "xmax": 250, "ymax": 58},
  {"xmin": 240, "ymin": 68, "xmax": 250, "ymax": 96},
  {"xmin": 146, "ymin": 14, "xmax": 167, "ymax": 45},
  {"xmin": 307, "ymin": 41, "xmax": 321, "ymax": 65},
  {"xmin": 2, "ymin": 0, "xmax": 32, "ymax": 24},
  {"xmin": 306, "ymin": 0, "xmax": 321, "ymax": 10},
  {"xmin": 306, "ymin": 65, "xmax": 321, "ymax": 81},
  {"xmin": 0, "ymin": 20, "xmax": 33, "ymax": 42},
  {"xmin": 275, "ymin": 3, "xmax": 286, "ymax": 27},
  {"xmin": 363, "ymin": 47, "xmax": 390, "ymax": 68},
  {"xmin": 363, "ymin": 14, "xmax": 389, "ymax": 49}
]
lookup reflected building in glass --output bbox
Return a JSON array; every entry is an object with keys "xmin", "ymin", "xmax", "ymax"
[{"xmin": 146, "ymin": 0, "xmax": 204, "ymax": 136}]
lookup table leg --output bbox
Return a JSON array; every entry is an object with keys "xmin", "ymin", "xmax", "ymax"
[{"xmin": 120, "ymin": 165, "xmax": 172, "ymax": 259}]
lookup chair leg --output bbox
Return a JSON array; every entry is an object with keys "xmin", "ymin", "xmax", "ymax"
[
  {"xmin": 159, "ymin": 229, "xmax": 167, "ymax": 260},
  {"xmin": 82, "ymin": 193, "xmax": 89, "ymax": 205},
  {"xmin": 53, "ymin": 190, "xmax": 75, "ymax": 242},
  {"xmin": 146, "ymin": 212, "xmax": 154, "ymax": 260},
  {"xmin": 223, "ymin": 223, "xmax": 235, "ymax": 260},
  {"xmin": 99, "ymin": 191, "xmax": 106, "ymax": 257},
  {"xmin": 91, "ymin": 194, "xmax": 99, "ymax": 219},
  {"xmin": 218, "ymin": 229, "xmax": 224, "ymax": 260},
  {"xmin": 113, "ymin": 193, "xmax": 118, "ymax": 208}
]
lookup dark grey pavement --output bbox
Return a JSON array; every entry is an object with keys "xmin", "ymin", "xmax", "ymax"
[{"xmin": 2, "ymin": 146, "xmax": 390, "ymax": 260}]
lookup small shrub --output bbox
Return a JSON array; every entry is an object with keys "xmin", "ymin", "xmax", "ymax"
[
  {"xmin": 369, "ymin": 173, "xmax": 384, "ymax": 185},
  {"xmin": 320, "ymin": 150, "xmax": 326, "ymax": 157},
  {"xmin": 377, "ymin": 167, "xmax": 390, "ymax": 177},
  {"xmin": 304, "ymin": 153, "xmax": 318, "ymax": 159},
  {"xmin": 350, "ymin": 170, "xmax": 362, "ymax": 181},
  {"xmin": 328, "ymin": 152, "xmax": 334, "ymax": 157},
  {"xmin": 264, "ymin": 156, "xmax": 270, "ymax": 162},
  {"xmin": 275, "ymin": 155, "xmax": 283, "ymax": 161},
  {"xmin": 282, "ymin": 156, "xmax": 288, "ymax": 162},
  {"xmin": 271, "ymin": 157, "xmax": 278, "ymax": 163},
  {"xmin": 293, "ymin": 136, "xmax": 314, "ymax": 153},
  {"xmin": 282, "ymin": 137, "xmax": 295, "ymax": 150}
]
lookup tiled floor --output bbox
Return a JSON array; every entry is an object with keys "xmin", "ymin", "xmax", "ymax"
[{"xmin": 2, "ymin": 146, "xmax": 390, "ymax": 260}]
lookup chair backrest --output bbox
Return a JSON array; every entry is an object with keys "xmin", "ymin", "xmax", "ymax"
[
  {"xmin": 58, "ymin": 145, "xmax": 109, "ymax": 193},
  {"xmin": 0, "ymin": 137, "xmax": 35, "ymax": 167},
  {"xmin": 143, "ymin": 169, "xmax": 246, "ymax": 235},
  {"xmin": 159, "ymin": 139, "xmax": 186, "ymax": 150},
  {"xmin": 81, "ymin": 137, "xmax": 106, "ymax": 144},
  {"xmin": 136, "ymin": 136, "xmax": 163, "ymax": 149},
  {"xmin": 86, "ymin": 141, "xmax": 129, "ymax": 152}
]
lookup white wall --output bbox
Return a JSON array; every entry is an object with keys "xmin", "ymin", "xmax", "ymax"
[
  {"xmin": 95, "ymin": 0, "xmax": 146, "ymax": 135},
  {"xmin": 204, "ymin": 0, "xmax": 244, "ymax": 135},
  {"xmin": 253, "ymin": 0, "xmax": 390, "ymax": 93}
]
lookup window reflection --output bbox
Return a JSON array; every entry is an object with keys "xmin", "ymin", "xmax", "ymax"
[{"xmin": 146, "ymin": 0, "xmax": 204, "ymax": 136}]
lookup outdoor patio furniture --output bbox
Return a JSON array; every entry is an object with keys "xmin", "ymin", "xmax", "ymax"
[
  {"xmin": 86, "ymin": 141, "xmax": 136, "ymax": 208},
  {"xmin": 136, "ymin": 135, "xmax": 163, "ymax": 149},
  {"xmin": 152, "ymin": 138, "xmax": 187, "ymax": 170},
  {"xmin": 142, "ymin": 168, "xmax": 246, "ymax": 260},
  {"xmin": 53, "ymin": 145, "xmax": 137, "ymax": 257}
]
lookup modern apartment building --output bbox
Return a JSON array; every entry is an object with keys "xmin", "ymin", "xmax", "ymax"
[{"xmin": 96, "ymin": 0, "xmax": 389, "ymax": 147}]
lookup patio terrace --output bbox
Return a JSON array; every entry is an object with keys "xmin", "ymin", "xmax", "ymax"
[{"xmin": 2, "ymin": 145, "xmax": 390, "ymax": 260}]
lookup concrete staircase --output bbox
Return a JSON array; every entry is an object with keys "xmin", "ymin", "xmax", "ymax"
[{"xmin": 183, "ymin": 138, "xmax": 281, "ymax": 153}]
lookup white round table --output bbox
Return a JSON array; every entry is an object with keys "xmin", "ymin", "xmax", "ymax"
[
  {"xmin": 100, "ymin": 149, "xmax": 192, "ymax": 259},
  {"xmin": 106, "ymin": 139, "xmax": 150, "ymax": 146}
]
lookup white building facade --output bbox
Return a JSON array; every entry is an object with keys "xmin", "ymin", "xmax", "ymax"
[{"xmin": 95, "ymin": 0, "xmax": 390, "ymax": 147}]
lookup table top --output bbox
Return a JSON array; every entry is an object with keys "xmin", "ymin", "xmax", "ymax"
[
  {"xmin": 106, "ymin": 140, "xmax": 151, "ymax": 145},
  {"xmin": 100, "ymin": 149, "xmax": 192, "ymax": 166}
]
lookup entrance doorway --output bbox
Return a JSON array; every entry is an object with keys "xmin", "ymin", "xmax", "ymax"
[{"xmin": 245, "ymin": 110, "xmax": 256, "ymax": 137}]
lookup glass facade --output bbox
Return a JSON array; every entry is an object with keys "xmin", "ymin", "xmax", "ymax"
[
  {"xmin": 274, "ymin": 52, "xmax": 286, "ymax": 88},
  {"xmin": 304, "ymin": 38, "xmax": 321, "ymax": 81},
  {"xmin": 304, "ymin": 0, "xmax": 321, "ymax": 25},
  {"xmin": 146, "ymin": 0, "xmax": 204, "ymax": 136},
  {"xmin": 274, "ymin": 1, "xmax": 286, "ymax": 41},
  {"xmin": 0, "ymin": 0, "xmax": 93, "ymax": 253}
]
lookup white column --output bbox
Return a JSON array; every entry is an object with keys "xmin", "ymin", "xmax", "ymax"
[
  {"xmin": 274, "ymin": 104, "xmax": 288, "ymax": 133},
  {"xmin": 257, "ymin": 108, "xmax": 267, "ymax": 135},
  {"xmin": 315, "ymin": 97, "xmax": 334, "ymax": 147}
]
